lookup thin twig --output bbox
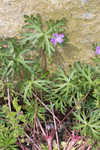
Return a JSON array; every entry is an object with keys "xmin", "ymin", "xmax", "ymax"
[
  {"xmin": 33, "ymin": 92, "xmax": 60, "ymax": 123},
  {"xmin": 25, "ymin": 133, "xmax": 33, "ymax": 143},
  {"xmin": 25, "ymin": 133, "xmax": 41, "ymax": 150},
  {"xmin": 87, "ymin": 145, "xmax": 92, "ymax": 150},
  {"xmin": 37, "ymin": 118, "xmax": 55, "ymax": 150},
  {"xmin": 37, "ymin": 118, "xmax": 46, "ymax": 137},
  {"xmin": 60, "ymin": 91, "xmax": 90, "ymax": 123},
  {"xmin": 17, "ymin": 138, "xmax": 30, "ymax": 150},
  {"xmin": 51, "ymin": 102, "xmax": 60, "ymax": 150},
  {"xmin": 36, "ymin": 121, "xmax": 42, "ymax": 150},
  {"xmin": 32, "ymin": 99, "xmax": 38, "ymax": 150},
  {"xmin": 46, "ymin": 128, "xmax": 55, "ymax": 150},
  {"xmin": 33, "ymin": 92, "xmax": 70, "ymax": 135}
]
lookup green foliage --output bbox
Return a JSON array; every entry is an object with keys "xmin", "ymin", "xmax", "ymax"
[
  {"xmin": 22, "ymin": 14, "xmax": 66, "ymax": 56},
  {"xmin": 23, "ymin": 76, "xmax": 51, "ymax": 101},
  {"xmin": 50, "ymin": 62, "xmax": 96, "ymax": 113},
  {"xmin": 73, "ymin": 110, "xmax": 100, "ymax": 139},
  {"xmin": 3, "ymin": 99, "xmax": 26, "ymax": 135},
  {"xmin": 0, "ymin": 98, "xmax": 26, "ymax": 150},
  {"xmin": 0, "ymin": 125, "xmax": 18, "ymax": 150},
  {"xmin": 0, "ymin": 38, "xmax": 34, "ymax": 80},
  {"xmin": 0, "ymin": 80, "xmax": 5, "ymax": 98},
  {"xmin": 40, "ymin": 144, "xmax": 48, "ymax": 150},
  {"xmin": 23, "ymin": 98, "xmax": 46, "ymax": 123}
]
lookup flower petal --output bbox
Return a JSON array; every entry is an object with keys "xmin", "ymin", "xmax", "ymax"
[
  {"xmin": 51, "ymin": 38, "xmax": 57, "ymax": 46},
  {"xmin": 53, "ymin": 33, "xmax": 58, "ymax": 38},
  {"xmin": 95, "ymin": 46, "xmax": 100, "ymax": 55},
  {"xmin": 56, "ymin": 37, "xmax": 64, "ymax": 43},
  {"xmin": 50, "ymin": 33, "xmax": 64, "ymax": 46},
  {"xmin": 59, "ymin": 34, "xmax": 64, "ymax": 38}
]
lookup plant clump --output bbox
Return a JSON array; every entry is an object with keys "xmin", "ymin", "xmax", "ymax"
[{"xmin": 0, "ymin": 14, "xmax": 100, "ymax": 150}]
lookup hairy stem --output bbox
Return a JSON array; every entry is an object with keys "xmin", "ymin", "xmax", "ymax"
[{"xmin": 7, "ymin": 78, "xmax": 11, "ymax": 111}]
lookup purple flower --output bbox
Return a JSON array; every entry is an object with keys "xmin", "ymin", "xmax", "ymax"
[
  {"xmin": 95, "ymin": 46, "xmax": 100, "ymax": 55},
  {"xmin": 51, "ymin": 33, "xmax": 64, "ymax": 46}
]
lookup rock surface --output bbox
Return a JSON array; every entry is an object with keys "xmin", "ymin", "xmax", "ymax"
[{"xmin": 0, "ymin": 0, "xmax": 99, "ymax": 70}]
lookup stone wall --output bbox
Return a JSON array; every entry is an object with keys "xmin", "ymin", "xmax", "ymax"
[{"xmin": 0, "ymin": 0, "xmax": 99, "ymax": 70}]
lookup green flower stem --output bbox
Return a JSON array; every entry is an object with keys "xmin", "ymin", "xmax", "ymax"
[{"xmin": 40, "ymin": 49, "xmax": 47, "ymax": 72}]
